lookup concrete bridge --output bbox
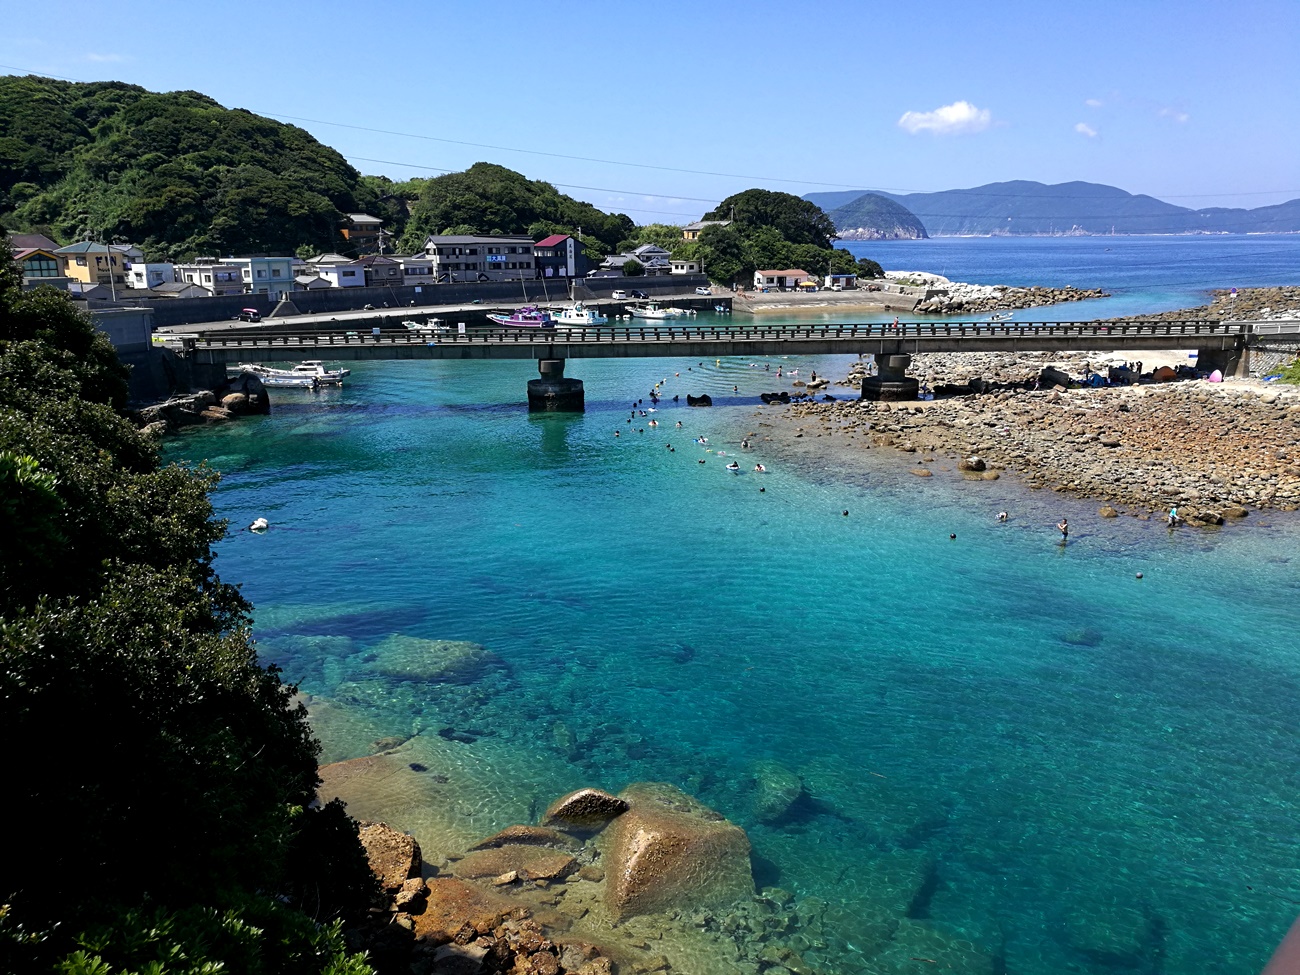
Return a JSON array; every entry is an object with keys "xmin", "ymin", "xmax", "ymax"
[{"xmin": 176, "ymin": 318, "xmax": 1297, "ymax": 410}]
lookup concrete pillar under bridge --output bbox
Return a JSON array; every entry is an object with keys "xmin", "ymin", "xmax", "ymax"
[
  {"xmin": 527, "ymin": 359, "xmax": 585, "ymax": 412},
  {"xmin": 1196, "ymin": 343, "xmax": 1250, "ymax": 379},
  {"xmin": 861, "ymin": 354, "xmax": 920, "ymax": 401}
]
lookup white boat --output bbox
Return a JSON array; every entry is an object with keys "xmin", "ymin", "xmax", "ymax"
[
  {"xmin": 628, "ymin": 301, "xmax": 686, "ymax": 320},
  {"xmin": 403, "ymin": 318, "xmax": 448, "ymax": 334},
  {"xmin": 552, "ymin": 301, "xmax": 608, "ymax": 327},
  {"xmin": 238, "ymin": 360, "xmax": 350, "ymax": 386}
]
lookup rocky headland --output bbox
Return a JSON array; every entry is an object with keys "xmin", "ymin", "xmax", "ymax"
[{"xmin": 910, "ymin": 280, "xmax": 1108, "ymax": 316}]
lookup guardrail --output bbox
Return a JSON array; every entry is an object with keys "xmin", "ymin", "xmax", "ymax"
[{"xmin": 185, "ymin": 319, "xmax": 1246, "ymax": 350}]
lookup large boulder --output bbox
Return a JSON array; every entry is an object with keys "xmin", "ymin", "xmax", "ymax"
[
  {"xmin": 453, "ymin": 845, "xmax": 577, "ymax": 882},
  {"xmin": 358, "ymin": 821, "xmax": 422, "ymax": 893},
  {"xmin": 600, "ymin": 782, "xmax": 753, "ymax": 921},
  {"xmin": 365, "ymin": 635, "xmax": 507, "ymax": 684},
  {"xmin": 542, "ymin": 788, "xmax": 629, "ymax": 834}
]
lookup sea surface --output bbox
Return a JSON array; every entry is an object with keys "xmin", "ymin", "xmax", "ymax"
[{"xmin": 167, "ymin": 236, "xmax": 1300, "ymax": 975}]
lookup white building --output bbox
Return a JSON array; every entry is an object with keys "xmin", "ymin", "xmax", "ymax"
[
  {"xmin": 753, "ymin": 269, "xmax": 813, "ymax": 290},
  {"xmin": 175, "ymin": 258, "xmax": 245, "ymax": 296},
  {"xmin": 225, "ymin": 256, "xmax": 296, "ymax": 296},
  {"xmin": 307, "ymin": 253, "xmax": 366, "ymax": 288},
  {"xmin": 398, "ymin": 254, "xmax": 434, "ymax": 288},
  {"xmin": 670, "ymin": 258, "xmax": 701, "ymax": 275},
  {"xmin": 126, "ymin": 262, "xmax": 176, "ymax": 289}
]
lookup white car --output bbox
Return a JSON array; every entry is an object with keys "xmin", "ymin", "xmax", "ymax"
[
  {"xmin": 694, "ymin": 286, "xmax": 712, "ymax": 296},
  {"xmin": 829, "ymin": 284, "xmax": 844, "ymax": 291},
  {"xmin": 611, "ymin": 290, "xmax": 628, "ymax": 300}
]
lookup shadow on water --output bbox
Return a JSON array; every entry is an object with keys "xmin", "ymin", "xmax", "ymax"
[{"xmin": 527, "ymin": 410, "xmax": 585, "ymax": 459}]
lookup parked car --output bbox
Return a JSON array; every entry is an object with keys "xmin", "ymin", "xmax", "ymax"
[
  {"xmin": 611, "ymin": 290, "xmax": 628, "ymax": 300},
  {"xmin": 234, "ymin": 308, "xmax": 261, "ymax": 322},
  {"xmin": 866, "ymin": 283, "xmax": 883, "ymax": 292},
  {"xmin": 695, "ymin": 286, "xmax": 712, "ymax": 296},
  {"xmin": 829, "ymin": 284, "xmax": 843, "ymax": 292},
  {"xmin": 630, "ymin": 289, "xmax": 649, "ymax": 299}
]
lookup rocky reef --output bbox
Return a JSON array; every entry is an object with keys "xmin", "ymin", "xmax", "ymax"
[{"xmin": 133, "ymin": 370, "xmax": 270, "ymax": 436}]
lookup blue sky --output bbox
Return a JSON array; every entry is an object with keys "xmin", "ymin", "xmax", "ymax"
[{"xmin": 3, "ymin": 0, "xmax": 1297, "ymax": 222}]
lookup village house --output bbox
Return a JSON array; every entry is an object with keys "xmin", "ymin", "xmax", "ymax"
[
  {"xmin": 754, "ymin": 269, "xmax": 813, "ymax": 290},
  {"xmin": 126, "ymin": 262, "xmax": 176, "ymax": 289},
  {"xmin": 342, "ymin": 213, "xmax": 385, "ymax": 254},
  {"xmin": 307, "ymin": 253, "xmax": 367, "ymax": 288},
  {"xmin": 421, "ymin": 234, "xmax": 536, "ymax": 283},
  {"xmin": 358, "ymin": 254, "xmax": 404, "ymax": 287},
  {"xmin": 670, "ymin": 258, "xmax": 701, "ymax": 275},
  {"xmin": 824, "ymin": 273, "xmax": 858, "ymax": 289},
  {"xmin": 533, "ymin": 234, "xmax": 589, "ymax": 279},
  {"xmin": 55, "ymin": 241, "xmax": 142, "ymax": 290},
  {"xmin": 681, "ymin": 219, "xmax": 731, "ymax": 241},
  {"xmin": 11, "ymin": 234, "xmax": 69, "ymax": 290},
  {"xmin": 397, "ymin": 254, "xmax": 434, "ymax": 288}
]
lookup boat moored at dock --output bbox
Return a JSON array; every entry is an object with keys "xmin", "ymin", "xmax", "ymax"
[{"xmin": 487, "ymin": 305, "xmax": 556, "ymax": 329}]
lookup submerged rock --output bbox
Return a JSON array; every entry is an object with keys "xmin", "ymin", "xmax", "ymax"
[
  {"xmin": 543, "ymin": 788, "xmax": 629, "ymax": 834},
  {"xmin": 454, "ymin": 844, "xmax": 578, "ymax": 882},
  {"xmin": 469, "ymin": 825, "xmax": 579, "ymax": 852},
  {"xmin": 600, "ymin": 782, "xmax": 754, "ymax": 921},
  {"xmin": 366, "ymin": 634, "xmax": 506, "ymax": 684},
  {"xmin": 751, "ymin": 760, "xmax": 804, "ymax": 823}
]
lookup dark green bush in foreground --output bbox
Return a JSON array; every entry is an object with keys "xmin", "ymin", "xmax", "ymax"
[{"xmin": 0, "ymin": 242, "xmax": 376, "ymax": 972}]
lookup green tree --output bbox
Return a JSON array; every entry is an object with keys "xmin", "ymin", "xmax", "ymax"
[
  {"xmin": 0, "ymin": 239, "xmax": 376, "ymax": 972},
  {"xmin": 623, "ymin": 259, "xmax": 645, "ymax": 277},
  {"xmin": 856, "ymin": 257, "xmax": 885, "ymax": 279},
  {"xmin": 696, "ymin": 223, "xmax": 746, "ymax": 286},
  {"xmin": 704, "ymin": 188, "xmax": 837, "ymax": 249}
]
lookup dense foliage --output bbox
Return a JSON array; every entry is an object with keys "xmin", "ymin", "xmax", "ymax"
[
  {"xmin": 686, "ymin": 189, "xmax": 877, "ymax": 287},
  {"xmin": 0, "ymin": 75, "xmax": 383, "ymax": 259},
  {"xmin": 398, "ymin": 162, "xmax": 634, "ymax": 255},
  {"xmin": 0, "ymin": 243, "xmax": 375, "ymax": 972},
  {"xmin": 826, "ymin": 193, "xmax": 929, "ymax": 239}
]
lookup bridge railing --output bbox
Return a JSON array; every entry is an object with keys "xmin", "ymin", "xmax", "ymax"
[{"xmin": 190, "ymin": 319, "xmax": 1242, "ymax": 350}]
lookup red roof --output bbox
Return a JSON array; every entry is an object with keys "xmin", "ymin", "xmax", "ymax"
[{"xmin": 534, "ymin": 234, "xmax": 571, "ymax": 248}]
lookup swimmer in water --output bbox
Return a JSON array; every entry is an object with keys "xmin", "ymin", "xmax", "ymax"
[
  {"xmin": 727, "ymin": 461, "xmax": 740, "ymax": 471},
  {"xmin": 1057, "ymin": 518, "xmax": 1069, "ymax": 540},
  {"xmin": 675, "ymin": 421, "xmax": 682, "ymax": 428},
  {"xmin": 754, "ymin": 463, "xmax": 766, "ymax": 472},
  {"xmin": 998, "ymin": 511, "xmax": 1008, "ymax": 522}
]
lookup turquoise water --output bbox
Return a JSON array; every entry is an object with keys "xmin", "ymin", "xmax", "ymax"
[{"xmin": 167, "ymin": 238, "xmax": 1300, "ymax": 974}]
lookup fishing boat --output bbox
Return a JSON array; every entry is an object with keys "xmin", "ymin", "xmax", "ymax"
[
  {"xmin": 237, "ymin": 360, "xmax": 350, "ymax": 386},
  {"xmin": 986, "ymin": 312, "xmax": 1014, "ymax": 323},
  {"xmin": 628, "ymin": 301, "xmax": 686, "ymax": 320},
  {"xmin": 402, "ymin": 318, "xmax": 448, "ymax": 334},
  {"xmin": 552, "ymin": 301, "xmax": 608, "ymax": 327},
  {"xmin": 487, "ymin": 305, "xmax": 555, "ymax": 329}
]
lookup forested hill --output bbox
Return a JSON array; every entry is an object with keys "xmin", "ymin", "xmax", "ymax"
[
  {"xmin": 805, "ymin": 181, "xmax": 1300, "ymax": 236},
  {"xmin": 827, "ymin": 193, "xmax": 928, "ymax": 240},
  {"xmin": 0, "ymin": 75, "xmax": 383, "ymax": 259}
]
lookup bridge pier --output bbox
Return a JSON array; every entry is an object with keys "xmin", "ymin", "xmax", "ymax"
[
  {"xmin": 1196, "ymin": 343, "xmax": 1250, "ymax": 379},
  {"xmin": 527, "ymin": 358, "xmax": 585, "ymax": 412},
  {"xmin": 861, "ymin": 353, "xmax": 920, "ymax": 401}
]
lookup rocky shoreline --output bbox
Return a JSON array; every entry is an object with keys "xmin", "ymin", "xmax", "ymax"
[
  {"xmin": 912, "ymin": 282, "xmax": 1108, "ymax": 316},
  {"xmin": 133, "ymin": 371, "xmax": 270, "ymax": 436}
]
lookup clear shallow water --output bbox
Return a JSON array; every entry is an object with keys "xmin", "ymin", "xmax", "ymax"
[{"xmin": 167, "ymin": 239, "xmax": 1300, "ymax": 975}]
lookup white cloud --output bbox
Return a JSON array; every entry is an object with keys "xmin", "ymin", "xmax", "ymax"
[
  {"xmin": 1085, "ymin": 98, "xmax": 1103, "ymax": 108},
  {"xmin": 1075, "ymin": 122, "xmax": 1098, "ymax": 137},
  {"xmin": 85, "ymin": 52, "xmax": 126, "ymax": 62},
  {"xmin": 897, "ymin": 100, "xmax": 991, "ymax": 135},
  {"xmin": 1158, "ymin": 107, "xmax": 1190, "ymax": 123}
]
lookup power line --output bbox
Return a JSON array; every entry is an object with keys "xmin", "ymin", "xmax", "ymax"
[{"xmin": 1, "ymin": 62, "xmax": 1295, "ymax": 206}]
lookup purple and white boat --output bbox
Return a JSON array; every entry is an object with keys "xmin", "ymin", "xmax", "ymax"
[{"xmin": 487, "ymin": 305, "xmax": 555, "ymax": 329}]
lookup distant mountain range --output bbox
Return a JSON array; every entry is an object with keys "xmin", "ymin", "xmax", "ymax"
[{"xmin": 805, "ymin": 181, "xmax": 1300, "ymax": 237}]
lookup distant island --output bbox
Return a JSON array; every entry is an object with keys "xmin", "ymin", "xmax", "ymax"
[
  {"xmin": 806, "ymin": 180, "xmax": 1300, "ymax": 237},
  {"xmin": 825, "ymin": 193, "xmax": 928, "ymax": 240}
]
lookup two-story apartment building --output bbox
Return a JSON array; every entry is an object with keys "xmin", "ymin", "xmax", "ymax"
[
  {"xmin": 175, "ymin": 258, "xmax": 246, "ymax": 296},
  {"xmin": 422, "ymin": 235, "xmax": 536, "ymax": 283}
]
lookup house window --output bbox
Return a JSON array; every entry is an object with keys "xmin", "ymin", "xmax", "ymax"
[
  {"xmin": 76, "ymin": 257, "xmax": 87, "ymax": 266},
  {"xmin": 487, "ymin": 247, "xmax": 499, "ymax": 254},
  {"xmin": 341, "ymin": 270, "xmax": 356, "ymax": 277},
  {"xmin": 467, "ymin": 248, "xmax": 478, "ymax": 256},
  {"xmin": 25, "ymin": 257, "xmax": 58, "ymax": 277},
  {"xmin": 272, "ymin": 269, "xmax": 282, "ymax": 277},
  {"xmin": 203, "ymin": 274, "xmax": 212, "ymax": 283},
  {"xmin": 256, "ymin": 270, "xmax": 266, "ymax": 278}
]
